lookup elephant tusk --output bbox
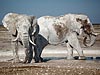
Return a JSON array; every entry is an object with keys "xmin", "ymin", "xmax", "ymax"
[
  {"xmin": 31, "ymin": 25, "xmax": 37, "ymax": 36},
  {"xmin": 12, "ymin": 31, "xmax": 20, "ymax": 42},
  {"xmin": 29, "ymin": 37, "xmax": 36, "ymax": 46},
  {"xmin": 91, "ymin": 32, "xmax": 99, "ymax": 36},
  {"xmin": 32, "ymin": 31, "xmax": 35, "ymax": 35},
  {"xmin": 12, "ymin": 38, "xmax": 18, "ymax": 42}
]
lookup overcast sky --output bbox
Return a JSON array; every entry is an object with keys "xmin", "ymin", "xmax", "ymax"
[{"xmin": 0, "ymin": 0, "xmax": 100, "ymax": 24}]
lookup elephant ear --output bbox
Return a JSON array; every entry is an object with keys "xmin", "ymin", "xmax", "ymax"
[
  {"xmin": 33, "ymin": 24, "xmax": 39, "ymax": 37},
  {"xmin": 28, "ymin": 16, "xmax": 39, "ymax": 45},
  {"xmin": 29, "ymin": 23, "xmax": 39, "ymax": 38},
  {"xmin": 2, "ymin": 13, "xmax": 19, "ymax": 35},
  {"xmin": 28, "ymin": 22, "xmax": 39, "ymax": 46},
  {"xmin": 29, "ymin": 16, "xmax": 39, "ymax": 37}
]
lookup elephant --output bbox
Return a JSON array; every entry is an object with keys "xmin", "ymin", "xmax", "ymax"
[
  {"xmin": 2, "ymin": 13, "xmax": 37, "ymax": 63},
  {"xmin": 28, "ymin": 14, "xmax": 97, "ymax": 63}
]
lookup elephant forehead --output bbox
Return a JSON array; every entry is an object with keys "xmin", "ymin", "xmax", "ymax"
[
  {"xmin": 2, "ymin": 13, "xmax": 32, "ymax": 31},
  {"xmin": 16, "ymin": 17, "xmax": 31, "ymax": 31},
  {"xmin": 17, "ymin": 24, "xmax": 30, "ymax": 33}
]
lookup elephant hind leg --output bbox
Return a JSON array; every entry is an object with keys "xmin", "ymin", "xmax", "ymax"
[
  {"xmin": 34, "ymin": 46, "xmax": 43, "ymax": 63},
  {"xmin": 66, "ymin": 43, "xmax": 74, "ymax": 60},
  {"xmin": 67, "ymin": 32, "xmax": 86, "ymax": 60},
  {"xmin": 33, "ymin": 34, "xmax": 49, "ymax": 63}
]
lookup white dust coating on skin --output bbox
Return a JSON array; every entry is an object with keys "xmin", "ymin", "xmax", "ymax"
[{"xmin": 37, "ymin": 14, "xmax": 89, "ymax": 44}]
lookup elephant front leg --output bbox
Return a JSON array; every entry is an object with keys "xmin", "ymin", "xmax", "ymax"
[
  {"xmin": 24, "ymin": 43, "xmax": 33, "ymax": 63},
  {"xmin": 66, "ymin": 43, "xmax": 74, "ymax": 60},
  {"xmin": 11, "ymin": 41, "xmax": 21, "ymax": 62},
  {"xmin": 23, "ymin": 48, "xmax": 29, "ymax": 63}
]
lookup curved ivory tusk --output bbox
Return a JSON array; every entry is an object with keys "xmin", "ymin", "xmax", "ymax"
[
  {"xmin": 29, "ymin": 37, "xmax": 36, "ymax": 46},
  {"xmin": 92, "ymin": 32, "xmax": 99, "ymax": 36},
  {"xmin": 12, "ymin": 37, "xmax": 18, "ymax": 42},
  {"xmin": 12, "ymin": 32, "xmax": 20, "ymax": 42},
  {"xmin": 32, "ymin": 30, "xmax": 35, "ymax": 35},
  {"xmin": 32, "ymin": 25, "xmax": 37, "ymax": 36}
]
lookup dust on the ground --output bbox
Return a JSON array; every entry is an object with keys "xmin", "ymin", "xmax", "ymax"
[{"xmin": 0, "ymin": 59, "xmax": 100, "ymax": 75}]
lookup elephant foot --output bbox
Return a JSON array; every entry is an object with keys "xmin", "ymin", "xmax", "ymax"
[
  {"xmin": 23, "ymin": 60, "xmax": 32, "ymax": 64},
  {"xmin": 23, "ymin": 57, "xmax": 33, "ymax": 64},
  {"xmin": 40, "ymin": 57, "xmax": 43, "ymax": 62},
  {"xmin": 23, "ymin": 59, "xmax": 28, "ymax": 63},
  {"xmin": 34, "ymin": 57, "xmax": 43, "ymax": 63},
  {"xmin": 8, "ymin": 58, "xmax": 22, "ymax": 63},
  {"xmin": 79, "ymin": 56, "xmax": 86, "ymax": 60}
]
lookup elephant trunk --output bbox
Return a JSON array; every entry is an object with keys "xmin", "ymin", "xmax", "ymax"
[
  {"xmin": 29, "ymin": 37, "xmax": 36, "ymax": 46},
  {"xmin": 83, "ymin": 32, "xmax": 97, "ymax": 47},
  {"xmin": 11, "ymin": 31, "xmax": 36, "ymax": 46}
]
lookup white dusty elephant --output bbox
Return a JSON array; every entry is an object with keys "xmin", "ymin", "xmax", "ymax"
[
  {"xmin": 2, "ymin": 13, "xmax": 37, "ymax": 63},
  {"xmin": 28, "ymin": 14, "xmax": 97, "ymax": 63}
]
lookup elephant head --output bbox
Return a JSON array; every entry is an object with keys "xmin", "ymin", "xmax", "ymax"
[
  {"xmin": 76, "ymin": 18, "xmax": 97, "ymax": 47},
  {"xmin": 2, "ymin": 13, "xmax": 36, "ymax": 47}
]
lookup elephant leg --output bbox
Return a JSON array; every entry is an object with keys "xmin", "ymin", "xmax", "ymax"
[
  {"xmin": 34, "ymin": 46, "xmax": 44, "ymax": 63},
  {"xmin": 27, "ymin": 43, "xmax": 33, "ymax": 63},
  {"xmin": 34, "ymin": 45, "xmax": 40, "ymax": 63},
  {"xmin": 23, "ymin": 48, "xmax": 29, "ymax": 63},
  {"xmin": 38, "ymin": 47, "xmax": 44, "ymax": 62},
  {"xmin": 23, "ymin": 42, "xmax": 33, "ymax": 63},
  {"xmin": 33, "ymin": 35, "xmax": 48, "ymax": 63},
  {"xmin": 68, "ymin": 32, "xmax": 85, "ymax": 60},
  {"xmin": 11, "ymin": 41, "xmax": 20, "ymax": 62},
  {"xmin": 66, "ymin": 43, "xmax": 74, "ymax": 59}
]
